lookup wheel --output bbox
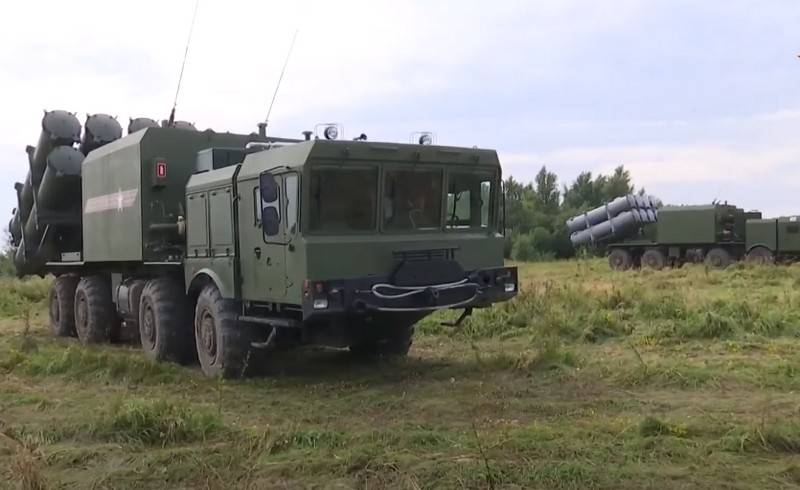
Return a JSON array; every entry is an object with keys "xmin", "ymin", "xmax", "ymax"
[
  {"xmin": 349, "ymin": 319, "xmax": 415, "ymax": 359},
  {"xmin": 704, "ymin": 247, "xmax": 732, "ymax": 269},
  {"xmin": 74, "ymin": 275, "xmax": 119, "ymax": 344},
  {"xmin": 194, "ymin": 283, "xmax": 253, "ymax": 378},
  {"xmin": 641, "ymin": 249, "xmax": 667, "ymax": 270},
  {"xmin": 49, "ymin": 275, "xmax": 79, "ymax": 337},
  {"xmin": 608, "ymin": 249, "xmax": 633, "ymax": 271},
  {"xmin": 139, "ymin": 277, "xmax": 194, "ymax": 364},
  {"xmin": 746, "ymin": 246, "xmax": 774, "ymax": 265}
]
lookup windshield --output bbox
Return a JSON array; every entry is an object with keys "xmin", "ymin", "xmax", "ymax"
[
  {"xmin": 307, "ymin": 165, "xmax": 496, "ymax": 233},
  {"xmin": 383, "ymin": 169, "xmax": 443, "ymax": 230},
  {"xmin": 309, "ymin": 167, "xmax": 377, "ymax": 232},
  {"xmin": 446, "ymin": 172, "xmax": 493, "ymax": 229}
]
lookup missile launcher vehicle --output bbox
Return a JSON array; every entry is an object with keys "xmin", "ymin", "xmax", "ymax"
[
  {"xmin": 744, "ymin": 216, "xmax": 800, "ymax": 264},
  {"xmin": 567, "ymin": 197, "xmax": 773, "ymax": 270},
  {"xmin": 8, "ymin": 112, "xmax": 518, "ymax": 378}
]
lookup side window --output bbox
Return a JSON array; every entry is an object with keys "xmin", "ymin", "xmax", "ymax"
[
  {"xmin": 259, "ymin": 173, "xmax": 281, "ymax": 239},
  {"xmin": 285, "ymin": 174, "xmax": 298, "ymax": 235},
  {"xmin": 446, "ymin": 173, "xmax": 493, "ymax": 229}
]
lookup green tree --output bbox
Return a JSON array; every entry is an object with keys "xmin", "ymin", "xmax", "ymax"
[
  {"xmin": 599, "ymin": 165, "xmax": 634, "ymax": 201},
  {"xmin": 534, "ymin": 166, "xmax": 560, "ymax": 213}
]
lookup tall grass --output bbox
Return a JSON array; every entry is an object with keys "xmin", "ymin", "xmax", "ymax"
[
  {"xmin": 0, "ymin": 276, "xmax": 50, "ymax": 317},
  {"xmin": 91, "ymin": 399, "xmax": 224, "ymax": 445}
]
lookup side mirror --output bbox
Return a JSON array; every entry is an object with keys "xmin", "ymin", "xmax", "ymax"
[
  {"xmin": 262, "ymin": 206, "xmax": 280, "ymax": 236},
  {"xmin": 259, "ymin": 173, "xmax": 278, "ymax": 203}
]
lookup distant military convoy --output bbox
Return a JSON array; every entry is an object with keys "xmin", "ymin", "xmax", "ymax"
[{"xmin": 567, "ymin": 195, "xmax": 800, "ymax": 270}]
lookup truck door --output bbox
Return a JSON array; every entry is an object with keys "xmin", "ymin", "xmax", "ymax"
[{"xmin": 239, "ymin": 170, "xmax": 298, "ymax": 303}]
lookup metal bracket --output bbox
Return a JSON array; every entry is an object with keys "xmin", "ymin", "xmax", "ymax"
[
  {"xmin": 250, "ymin": 326, "xmax": 277, "ymax": 350},
  {"xmin": 441, "ymin": 307, "xmax": 473, "ymax": 327}
]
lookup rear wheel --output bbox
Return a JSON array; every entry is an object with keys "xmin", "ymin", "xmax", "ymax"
[
  {"xmin": 49, "ymin": 275, "xmax": 79, "ymax": 337},
  {"xmin": 139, "ymin": 277, "xmax": 194, "ymax": 363},
  {"xmin": 705, "ymin": 247, "xmax": 732, "ymax": 269},
  {"xmin": 608, "ymin": 249, "xmax": 633, "ymax": 271},
  {"xmin": 194, "ymin": 284, "xmax": 254, "ymax": 378},
  {"xmin": 641, "ymin": 249, "xmax": 667, "ymax": 271},
  {"xmin": 746, "ymin": 246, "xmax": 774, "ymax": 265},
  {"xmin": 74, "ymin": 275, "xmax": 119, "ymax": 344}
]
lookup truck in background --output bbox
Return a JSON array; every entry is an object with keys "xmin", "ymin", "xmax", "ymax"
[{"xmin": 565, "ymin": 195, "xmax": 800, "ymax": 270}]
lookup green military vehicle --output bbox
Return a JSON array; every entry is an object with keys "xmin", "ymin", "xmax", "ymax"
[
  {"xmin": 567, "ymin": 197, "xmax": 763, "ymax": 270},
  {"xmin": 9, "ymin": 112, "xmax": 517, "ymax": 377},
  {"xmin": 744, "ymin": 216, "xmax": 800, "ymax": 264}
]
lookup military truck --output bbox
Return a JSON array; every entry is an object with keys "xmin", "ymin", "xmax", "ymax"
[
  {"xmin": 744, "ymin": 216, "xmax": 800, "ymax": 264},
  {"xmin": 8, "ymin": 111, "xmax": 518, "ymax": 377},
  {"xmin": 567, "ymin": 196, "xmax": 763, "ymax": 270}
]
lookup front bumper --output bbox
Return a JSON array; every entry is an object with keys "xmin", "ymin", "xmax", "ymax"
[{"xmin": 301, "ymin": 266, "xmax": 518, "ymax": 320}]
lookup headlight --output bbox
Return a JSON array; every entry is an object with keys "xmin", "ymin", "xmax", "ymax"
[
  {"xmin": 504, "ymin": 283, "xmax": 516, "ymax": 293},
  {"xmin": 313, "ymin": 298, "xmax": 329, "ymax": 310},
  {"xmin": 323, "ymin": 125, "xmax": 339, "ymax": 140}
]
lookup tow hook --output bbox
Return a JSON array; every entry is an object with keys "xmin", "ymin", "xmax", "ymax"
[
  {"xmin": 441, "ymin": 307, "xmax": 473, "ymax": 327},
  {"xmin": 425, "ymin": 287, "xmax": 440, "ymax": 306}
]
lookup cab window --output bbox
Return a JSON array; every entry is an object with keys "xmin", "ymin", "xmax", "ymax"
[
  {"xmin": 309, "ymin": 167, "xmax": 377, "ymax": 232},
  {"xmin": 383, "ymin": 169, "xmax": 442, "ymax": 231},
  {"xmin": 446, "ymin": 172, "xmax": 494, "ymax": 229}
]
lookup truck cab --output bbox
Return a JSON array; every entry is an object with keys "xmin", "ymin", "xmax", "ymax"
[{"xmin": 183, "ymin": 136, "xmax": 517, "ymax": 375}]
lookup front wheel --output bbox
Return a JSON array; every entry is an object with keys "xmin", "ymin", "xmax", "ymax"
[
  {"xmin": 194, "ymin": 284, "xmax": 254, "ymax": 378},
  {"xmin": 746, "ymin": 246, "xmax": 774, "ymax": 265}
]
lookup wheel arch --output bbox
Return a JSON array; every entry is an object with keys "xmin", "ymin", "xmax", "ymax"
[
  {"xmin": 746, "ymin": 243, "xmax": 775, "ymax": 254},
  {"xmin": 186, "ymin": 269, "xmax": 233, "ymax": 305}
]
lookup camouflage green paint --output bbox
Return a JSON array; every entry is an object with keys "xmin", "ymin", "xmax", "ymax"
[{"xmin": 82, "ymin": 128, "xmax": 267, "ymax": 264}]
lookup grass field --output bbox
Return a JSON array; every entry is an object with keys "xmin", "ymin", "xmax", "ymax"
[{"xmin": 1, "ymin": 260, "xmax": 800, "ymax": 489}]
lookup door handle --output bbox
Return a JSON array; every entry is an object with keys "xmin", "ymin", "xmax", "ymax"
[{"xmin": 254, "ymin": 247, "xmax": 261, "ymax": 259}]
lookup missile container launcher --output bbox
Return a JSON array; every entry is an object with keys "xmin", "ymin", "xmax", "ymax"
[
  {"xmin": 8, "ymin": 113, "xmax": 518, "ymax": 378},
  {"xmin": 567, "ymin": 198, "xmax": 764, "ymax": 270}
]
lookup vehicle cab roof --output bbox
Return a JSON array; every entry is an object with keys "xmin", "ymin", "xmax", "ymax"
[{"xmin": 236, "ymin": 140, "xmax": 501, "ymax": 180}]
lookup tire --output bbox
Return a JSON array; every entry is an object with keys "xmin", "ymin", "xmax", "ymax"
[
  {"xmin": 49, "ymin": 275, "xmax": 79, "ymax": 337},
  {"xmin": 608, "ymin": 249, "xmax": 633, "ymax": 271},
  {"xmin": 705, "ymin": 247, "xmax": 732, "ymax": 269},
  {"xmin": 746, "ymin": 246, "xmax": 774, "ymax": 265},
  {"xmin": 139, "ymin": 277, "xmax": 194, "ymax": 364},
  {"xmin": 641, "ymin": 249, "xmax": 667, "ymax": 271},
  {"xmin": 350, "ymin": 320, "xmax": 415, "ymax": 359},
  {"xmin": 194, "ymin": 284, "xmax": 253, "ymax": 378},
  {"xmin": 74, "ymin": 275, "xmax": 119, "ymax": 344}
]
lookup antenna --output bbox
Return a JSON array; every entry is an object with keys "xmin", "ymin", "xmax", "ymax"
[
  {"xmin": 262, "ymin": 29, "xmax": 299, "ymax": 134},
  {"xmin": 168, "ymin": 0, "xmax": 201, "ymax": 127}
]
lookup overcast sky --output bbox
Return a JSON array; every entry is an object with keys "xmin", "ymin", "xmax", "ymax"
[{"xmin": 1, "ymin": 0, "xmax": 799, "ymax": 222}]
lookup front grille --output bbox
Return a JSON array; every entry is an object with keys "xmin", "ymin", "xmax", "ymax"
[{"xmin": 393, "ymin": 248, "xmax": 457, "ymax": 263}]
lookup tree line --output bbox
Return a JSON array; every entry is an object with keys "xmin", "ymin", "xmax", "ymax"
[{"xmin": 503, "ymin": 165, "xmax": 641, "ymax": 260}]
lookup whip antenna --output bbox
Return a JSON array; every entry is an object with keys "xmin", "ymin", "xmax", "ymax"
[
  {"xmin": 263, "ymin": 29, "xmax": 299, "ymax": 133},
  {"xmin": 168, "ymin": 0, "xmax": 200, "ymax": 127}
]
